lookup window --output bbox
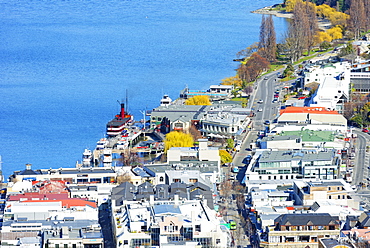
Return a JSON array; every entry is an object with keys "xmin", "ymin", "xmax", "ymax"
[
  {"xmin": 195, "ymin": 225, "xmax": 201, "ymax": 232},
  {"xmin": 159, "ymin": 176, "xmax": 164, "ymax": 182},
  {"xmin": 216, "ymin": 239, "xmax": 221, "ymax": 244},
  {"xmin": 72, "ymin": 245, "xmax": 76, "ymax": 248},
  {"xmin": 64, "ymin": 245, "xmax": 68, "ymax": 248},
  {"xmin": 55, "ymin": 245, "xmax": 59, "ymax": 248},
  {"xmin": 173, "ymin": 179, "xmax": 180, "ymax": 183}
]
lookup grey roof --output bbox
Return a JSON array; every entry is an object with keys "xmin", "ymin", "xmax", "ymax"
[
  {"xmin": 259, "ymin": 150, "xmax": 334, "ymax": 163},
  {"xmin": 308, "ymin": 181, "xmax": 344, "ymax": 187},
  {"xmin": 320, "ymin": 238, "xmax": 353, "ymax": 248},
  {"xmin": 18, "ymin": 169, "xmax": 39, "ymax": 176},
  {"xmin": 155, "ymin": 184, "xmax": 170, "ymax": 200},
  {"xmin": 111, "ymin": 182, "xmax": 136, "ymax": 203},
  {"xmin": 275, "ymin": 213, "xmax": 339, "ymax": 226},
  {"xmin": 358, "ymin": 212, "xmax": 370, "ymax": 227},
  {"xmin": 144, "ymin": 163, "xmax": 218, "ymax": 175},
  {"xmin": 153, "ymin": 204, "xmax": 181, "ymax": 215},
  {"xmin": 170, "ymin": 182, "xmax": 187, "ymax": 193},
  {"xmin": 261, "ymin": 135, "xmax": 300, "ymax": 142}
]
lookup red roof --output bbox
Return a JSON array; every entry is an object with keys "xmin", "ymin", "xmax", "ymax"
[
  {"xmin": 22, "ymin": 199, "xmax": 97, "ymax": 208},
  {"xmin": 8, "ymin": 192, "xmax": 69, "ymax": 201},
  {"xmin": 286, "ymin": 206, "xmax": 295, "ymax": 210},
  {"xmin": 280, "ymin": 106, "xmax": 340, "ymax": 115}
]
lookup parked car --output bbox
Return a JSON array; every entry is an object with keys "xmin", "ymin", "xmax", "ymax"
[{"xmin": 363, "ymin": 128, "xmax": 369, "ymax": 133}]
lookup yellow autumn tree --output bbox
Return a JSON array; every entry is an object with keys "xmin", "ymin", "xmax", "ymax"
[
  {"xmin": 219, "ymin": 149, "xmax": 232, "ymax": 165},
  {"xmin": 326, "ymin": 26, "xmax": 343, "ymax": 40},
  {"xmin": 328, "ymin": 12, "xmax": 349, "ymax": 27},
  {"xmin": 285, "ymin": 0, "xmax": 303, "ymax": 12},
  {"xmin": 316, "ymin": 4, "xmax": 334, "ymax": 18},
  {"xmin": 221, "ymin": 75, "xmax": 243, "ymax": 88},
  {"xmin": 314, "ymin": 31, "xmax": 332, "ymax": 43},
  {"xmin": 164, "ymin": 131, "xmax": 194, "ymax": 152},
  {"xmin": 185, "ymin": 95, "xmax": 211, "ymax": 105},
  {"xmin": 316, "ymin": 4, "xmax": 349, "ymax": 27}
]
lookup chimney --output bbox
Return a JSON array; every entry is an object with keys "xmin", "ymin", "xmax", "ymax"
[
  {"xmin": 149, "ymin": 194, "xmax": 154, "ymax": 205},
  {"xmin": 120, "ymin": 103, "xmax": 125, "ymax": 119},
  {"xmin": 174, "ymin": 194, "xmax": 179, "ymax": 206},
  {"xmin": 26, "ymin": 163, "xmax": 32, "ymax": 170}
]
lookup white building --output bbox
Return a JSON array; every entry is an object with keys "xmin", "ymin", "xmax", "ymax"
[
  {"xmin": 304, "ymin": 62, "xmax": 351, "ymax": 113},
  {"xmin": 113, "ymin": 197, "xmax": 230, "ymax": 248}
]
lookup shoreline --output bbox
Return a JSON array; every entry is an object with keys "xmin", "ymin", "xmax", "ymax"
[
  {"xmin": 252, "ymin": 5, "xmax": 331, "ymax": 31},
  {"xmin": 251, "ymin": 6, "xmax": 293, "ymax": 19}
]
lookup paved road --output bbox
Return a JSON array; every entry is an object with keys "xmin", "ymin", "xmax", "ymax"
[
  {"xmin": 353, "ymin": 130, "xmax": 368, "ymax": 185},
  {"xmin": 99, "ymin": 203, "xmax": 115, "ymax": 248}
]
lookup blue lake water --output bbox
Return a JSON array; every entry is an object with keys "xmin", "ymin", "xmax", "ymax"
[{"xmin": 0, "ymin": 0, "xmax": 287, "ymax": 179}]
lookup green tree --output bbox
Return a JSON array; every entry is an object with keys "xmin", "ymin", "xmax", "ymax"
[
  {"xmin": 219, "ymin": 149, "xmax": 232, "ymax": 165},
  {"xmin": 320, "ymin": 41, "xmax": 332, "ymax": 51},
  {"xmin": 283, "ymin": 63, "xmax": 294, "ymax": 78},
  {"xmin": 164, "ymin": 131, "xmax": 194, "ymax": 152},
  {"xmin": 339, "ymin": 42, "xmax": 355, "ymax": 57},
  {"xmin": 185, "ymin": 95, "xmax": 211, "ymax": 105},
  {"xmin": 226, "ymin": 139, "xmax": 234, "ymax": 149}
]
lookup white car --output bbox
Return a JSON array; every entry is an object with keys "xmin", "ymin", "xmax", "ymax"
[{"xmin": 257, "ymin": 108, "xmax": 263, "ymax": 112}]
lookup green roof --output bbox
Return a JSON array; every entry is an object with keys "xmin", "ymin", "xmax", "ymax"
[{"xmin": 281, "ymin": 129, "xmax": 334, "ymax": 142}]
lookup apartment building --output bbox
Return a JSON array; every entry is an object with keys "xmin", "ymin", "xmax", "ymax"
[
  {"xmin": 113, "ymin": 197, "xmax": 230, "ymax": 248},
  {"xmin": 262, "ymin": 213, "xmax": 340, "ymax": 248},
  {"xmin": 293, "ymin": 180, "xmax": 359, "ymax": 209},
  {"xmin": 249, "ymin": 149, "xmax": 338, "ymax": 181}
]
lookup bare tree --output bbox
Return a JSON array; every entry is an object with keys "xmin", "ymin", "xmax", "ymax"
[
  {"xmin": 364, "ymin": 0, "xmax": 370, "ymax": 32},
  {"xmin": 288, "ymin": 0, "xmax": 309, "ymax": 62},
  {"xmin": 349, "ymin": 0, "xmax": 366, "ymax": 40},
  {"xmin": 189, "ymin": 124, "xmax": 203, "ymax": 141},
  {"xmin": 243, "ymin": 85, "xmax": 253, "ymax": 96},
  {"xmin": 305, "ymin": 0, "xmax": 318, "ymax": 55},
  {"xmin": 259, "ymin": 15, "xmax": 277, "ymax": 62},
  {"xmin": 236, "ymin": 42, "xmax": 259, "ymax": 59},
  {"xmin": 116, "ymin": 172, "xmax": 131, "ymax": 184},
  {"xmin": 118, "ymin": 148, "xmax": 142, "ymax": 168}
]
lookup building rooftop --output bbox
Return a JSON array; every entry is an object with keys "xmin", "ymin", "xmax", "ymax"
[
  {"xmin": 280, "ymin": 106, "xmax": 340, "ymax": 115},
  {"xmin": 258, "ymin": 150, "xmax": 334, "ymax": 163},
  {"xmin": 282, "ymin": 129, "xmax": 335, "ymax": 142}
]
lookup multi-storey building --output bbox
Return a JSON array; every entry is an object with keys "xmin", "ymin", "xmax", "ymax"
[
  {"xmin": 247, "ymin": 149, "xmax": 338, "ymax": 181},
  {"xmin": 112, "ymin": 197, "xmax": 230, "ymax": 248},
  {"xmin": 262, "ymin": 213, "xmax": 340, "ymax": 248},
  {"xmin": 293, "ymin": 180, "xmax": 359, "ymax": 209}
]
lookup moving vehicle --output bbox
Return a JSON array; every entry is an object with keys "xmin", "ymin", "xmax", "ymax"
[
  {"xmin": 229, "ymin": 220, "xmax": 237, "ymax": 230},
  {"xmin": 257, "ymin": 99, "xmax": 263, "ymax": 104}
]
